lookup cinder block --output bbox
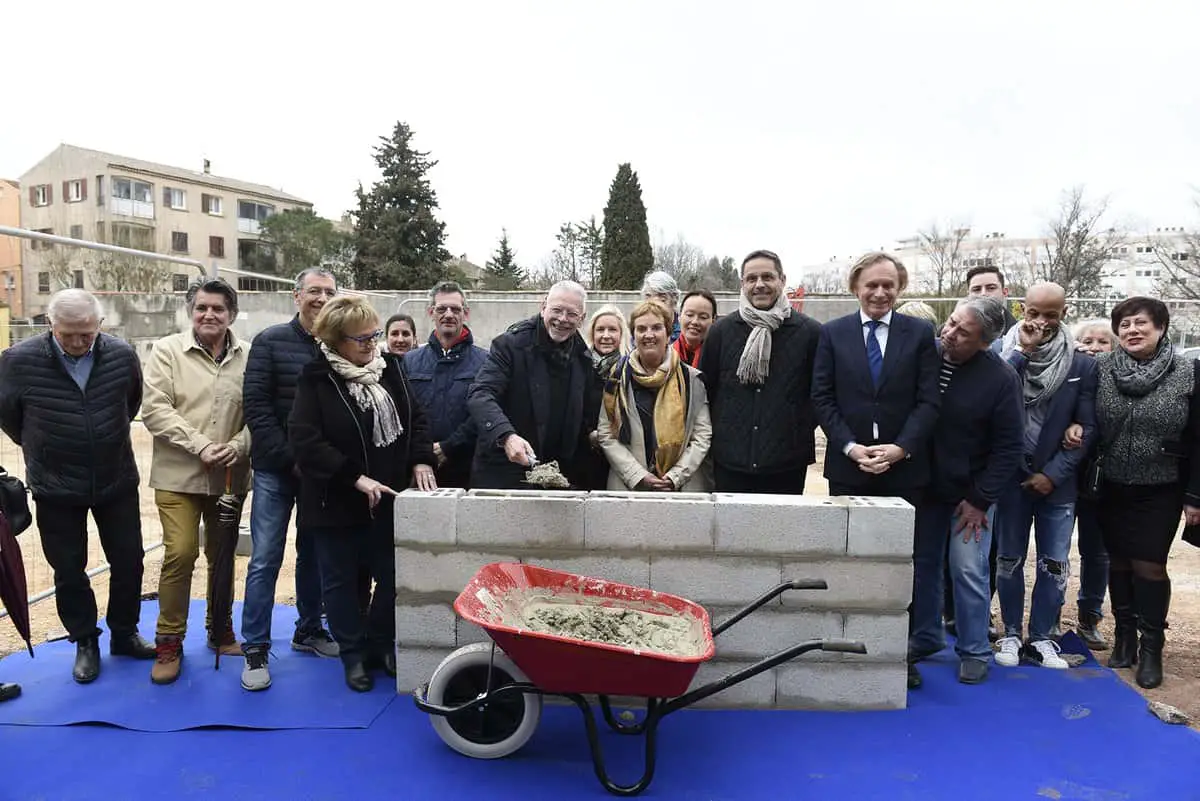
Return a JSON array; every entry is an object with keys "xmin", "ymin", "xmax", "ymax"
[
  {"xmin": 395, "ymin": 603, "xmax": 457, "ymax": 648},
  {"xmin": 584, "ymin": 492, "xmax": 715, "ymax": 551},
  {"xmin": 650, "ymin": 555, "xmax": 781, "ymax": 605},
  {"xmin": 709, "ymin": 608, "xmax": 843, "ymax": 661},
  {"xmin": 714, "ymin": 493, "xmax": 847, "ymax": 555},
  {"xmin": 458, "ymin": 489, "xmax": 586, "ymax": 548},
  {"xmin": 395, "ymin": 647, "xmax": 454, "ymax": 694},
  {"xmin": 394, "ymin": 488, "xmax": 465, "ymax": 545},
  {"xmin": 395, "ymin": 547, "xmax": 516, "ymax": 595},
  {"xmin": 455, "ymin": 617, "xmax": 492, "ymax": 646},
  {"xmin": 687, "ymin": 660, "xmax": 776, "ymax": 708},
  {"xmin": 521, "ymin": 553, "xmax": 651, "ymax": 591},
  {"xmin": 843, "ymin": 612, "xmax": 909, "ymax": 662},
  {"xmin": 776, "ymin": 662, "xmax": 907, "ymax": 710},
  {"xmin": 779, "ymin": 559, "xmax": 913, "ymax": 611},
  {"xmin": 845, "ymin": 496, "xmax": 915, "ymax": 557}
]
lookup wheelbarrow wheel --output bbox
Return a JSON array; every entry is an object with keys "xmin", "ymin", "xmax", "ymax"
[{"xmin": 426, "ymin": 642, "xmax": 542, "ymax": 760}]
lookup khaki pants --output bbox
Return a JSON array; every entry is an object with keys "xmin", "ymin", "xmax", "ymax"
[{"xmin": 154, "ymin": 490, "xmax": 235, "ymax": 639}]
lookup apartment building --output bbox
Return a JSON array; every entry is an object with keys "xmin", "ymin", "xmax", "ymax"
[
  {"xmin": 0, "ymin": 178, "xmax": 22, "ymax": 317},
  {"xmin": 18, "ymin": 144, "xmax": 311, "ymax": 319}
]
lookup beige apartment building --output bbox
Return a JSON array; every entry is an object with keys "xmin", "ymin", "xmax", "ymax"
[
  {"xmin": 18, "ymin": 144, "xmax": 311, "ymax": 319},
  {"xmin": 0, "ymin": 178, "xmax": 22, "ymax": 317}
]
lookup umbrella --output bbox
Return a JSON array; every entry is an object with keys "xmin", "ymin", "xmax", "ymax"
[
  {"xmin": 209, "ymin": 466, "xmax": 244, "ymax": 669},
  {"xmin": 0, "ymin": 509, "xmax": 34, "ymax": 657}
]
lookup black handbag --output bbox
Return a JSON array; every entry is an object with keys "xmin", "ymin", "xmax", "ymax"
[{"xmin": 0, "ymin": 466, "xmax": 31, "ymax": 536}]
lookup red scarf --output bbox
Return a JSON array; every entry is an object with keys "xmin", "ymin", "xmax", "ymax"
[{"xmin": 673, "ymin": 336, "xmax": 701, "ymax": 368}]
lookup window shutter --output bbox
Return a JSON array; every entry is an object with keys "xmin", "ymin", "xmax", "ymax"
[
  {"xmin": 62, "ymin": 181, "xmax": 70, "ymax": 201},
  {"xmin": 47, "ymin": 185, "xmax": 53, "ymax": 205},
  {"xmin": 28, "ymin": 186, "xmax": 36, "ymax": 206},
  {"xmin": 164, "ymin": 187, "xmax": 172, "ymax": 206},
  {"xmin": 79, "ymin": 179, "xmax": 87, "ymax": 202}
]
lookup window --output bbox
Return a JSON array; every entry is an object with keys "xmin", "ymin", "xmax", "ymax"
[
  {"xmin": 65, "ymin": 179, "xmax": 86, "ymax": 203},
  {"xmin": 164, "ymin": 187, "xmax": 186, "ymax": 210},
  {"xmin": 30, "ymin": 228, "xmax": 54, "ymax": 251},
  {"xmin": 31, "ymin": 184, "xmax": 51, "ymax": 206},
  {"xmin": 202, "ymin": 193, "xmax": 223, "ymax": 215},
  {"xmin": 112, "ymin": 178, "xmax": 153, "ymax": 202},
  {"xmin": 236, "ymin": 277, "xmax": 274, "ymax": 291},
  {"xmin": 209, "ymin": 236, "xmax": 225, "ymax": 258},
  {"xmin": 37, "ymin": 272, "xmax": 50, "ymax": 293},
  {"xmin": 110, "ymin": 223, "xmax": 155, "ymax": 252},
  {"xmin": 237, "ymin": 200, "xmax": 274, "ymax": 234},
  {"xmin": 172, "ymin": 273, "xmax": 190, "ymax": 292},
  {"xmin": 171, "ymin": 231, "xmax": 189, "ymax": 253},
  {"xmin": 69, "ymin": 225, "xmax": 83, "ymax": 240},
  {"xmin": 73, "ymin": 270, "xmax": 85, "ymax": 289}
]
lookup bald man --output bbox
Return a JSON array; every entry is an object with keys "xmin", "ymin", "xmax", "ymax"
[{"xmin": 992, "ymin": 282, "xmax": 1098, "ymax": 670}]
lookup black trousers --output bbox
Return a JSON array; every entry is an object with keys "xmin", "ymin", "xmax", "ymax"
[
  {"xmin": 714, "ymin": 464, "xmax": 807, "ymax": 495},
  {"xmin": 35, "ymin": 490, "xmax": 144, "ymax": 643},
  {"xmin": 313, "ymin": 510, "xmax": 395, "ymax": 667}
]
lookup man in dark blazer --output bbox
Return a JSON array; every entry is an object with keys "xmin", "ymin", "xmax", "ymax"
[
  {"xmin": 813, "ymin": 251, "xmax": 941, "ymax": 499},
  {"xmin": 468, "ymin": 281, "xmax": 600, "ymax": 489},
  {"xmin": 992, "ymin": 282, "xmax": 1097, "ymax": 671}
]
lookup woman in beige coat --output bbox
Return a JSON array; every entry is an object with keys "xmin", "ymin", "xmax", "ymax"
[{"xmin": 598, "ymin": 300, "xmax": 712, "ymax": 492}]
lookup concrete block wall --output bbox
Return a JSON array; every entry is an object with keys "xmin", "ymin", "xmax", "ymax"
[{"xmin": 395, "ymin": 489, "xmax": 914, "ymax": 710}]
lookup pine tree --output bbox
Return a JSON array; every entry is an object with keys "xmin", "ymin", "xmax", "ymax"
[
  {"xmin": 351, "ymin": 122, "xmax": 452, "ymax": 289},
  {"xmin": 599, "ymin": 163, "xmax": 653, "ymax": 289},
  {"xmin": 483, "ymin": 228, "xmax": 525, "ymax": 290}
]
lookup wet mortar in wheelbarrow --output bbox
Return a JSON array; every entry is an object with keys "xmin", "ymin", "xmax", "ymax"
[{"xmin": 414, "ymin": 562, "xmax": 869, "ymax": 797}]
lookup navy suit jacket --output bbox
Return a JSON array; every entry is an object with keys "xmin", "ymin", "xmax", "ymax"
[
  {"xmin": 812, "ymin": 311, "xmax": 942, "ymax": 492},
  {"xmin": 1003, "ymin": 347, "xmax": 1098, "ymax": 505}
]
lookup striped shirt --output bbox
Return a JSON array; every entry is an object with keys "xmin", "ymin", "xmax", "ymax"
[{"xmin": 938, "ymin": 358, "xmax": 959, "ymax": 394}]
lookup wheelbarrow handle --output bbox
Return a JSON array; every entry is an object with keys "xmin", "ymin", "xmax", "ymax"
[
  {"xmin": 820, "ymin": 639, "xmax": 869, "ymax": 654},
  {"xmin": 712, "ymin": 579, "xmax": 829, "ymax": 637}
]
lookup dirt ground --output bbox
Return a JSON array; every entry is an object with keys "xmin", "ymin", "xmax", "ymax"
[{"xmin": 1, "ymin": 431, "xmax": 1197, "ymax": 729}]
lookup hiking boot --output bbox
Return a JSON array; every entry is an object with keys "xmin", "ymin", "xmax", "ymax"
[
  {"xmin": 1024, "ymin": 639, "xmax": 1069, "ymax": 669},
  {"xmin": 994, "ymin": 636, "xmax": 1022, "ymax": 668},
  {"xmin": 207, "ymin": 630, "xmax": 243, "ymax": 657},
  {"xmin": 292, "ymin": 629, "xmax": 339, "ymax": 658},
  {"xmin": 151, "ymin": 637, "xmax": 183, "ymax": 685},
  {"xmin": 241, "ymin": 645, "xmax": 271, "ymax": 692}
]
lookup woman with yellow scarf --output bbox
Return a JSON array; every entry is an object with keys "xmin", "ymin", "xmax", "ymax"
[{"xmin": 598, "ymin": 300, "xmax": 712, "ymax": 491}]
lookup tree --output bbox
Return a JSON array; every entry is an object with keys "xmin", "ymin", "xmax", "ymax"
[
  {"xmin": 39, "ymin": 246, "xmax": 77, "ymax": 291},
  {"xmin": 1154, "ymin": 197, "xmax": 1200, "ymax": 299},
  {"xmin": 599, "ymin": 163, "xmax": 653, "ymax": 289},
  {"xmin": 577, "ymin": 216, "xmax": 604, "ymax": 288},
  {"xmin": 916, "ymin": 222, "xmax": 970, "ymax": 295},
  {"xmin": 553, "ymin": 222, "xmax": 582, "ymax": 283},
  {"xmin": 1027, "ymin": 187, "xmax": 1121, "ymax": 300},
  {"xmin": 89, "ymin": 253, "xmax": 175, "ymax": 292},
  {"xmin": 802, "ymin": 266, "xmax": 848, "ymax": 294},
  {"xmin": 259, "ymin": 208, "xmax": 352, "ymax": 276},
  {"xmin": 483, "ymin": 228, "xmax": 525, "ymax": 290},
  {"xmin": 653, "ymin": 232, "xmax": 705, "ymax": 287},
  {"xmin": 351, "ymin": 121, "xmax": 452, "ymax": 289},
  {"xmin": 692, "ymin": 256, "xmax": 741, "ymax": 292}
]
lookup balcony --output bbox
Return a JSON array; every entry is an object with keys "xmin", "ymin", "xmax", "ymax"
[
  {"xmin": 237, "ymin": 217, "xmax": 261, "ymax": 235},
  {"xmin": 109, "ymin": 197, "xmax": 155, "ymax": 220}
]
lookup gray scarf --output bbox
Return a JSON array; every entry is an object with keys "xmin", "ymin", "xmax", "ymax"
[
  {"xmin": 321, "ymin": 344, "xmax": 404, "ymax": 447},
  {"xmin": 1110, "ymin": 337, "xmax": 1177, "ymax": 397},
  {"xmin": 1020, "ymin": 326, "xmax": 1072, "ymax": 407},
  {"xmin": 736, "ymin": 291, "xmax": 792, "ymax": 385}
]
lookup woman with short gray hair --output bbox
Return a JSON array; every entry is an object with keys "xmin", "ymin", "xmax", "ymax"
[{"xmin": 641, "ymin": 271, "xmax": 681, "ymax": 343}]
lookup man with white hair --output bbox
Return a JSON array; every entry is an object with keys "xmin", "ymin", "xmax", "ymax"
[
  {"xmin": 0, "ymin": 289, "xmax": 155, "ymax": 684},
  {"xmin": 641, "ymin": 271, "xmax": 681, "ymax": 342},
  {"xmin": 468, "ymin": 281, "xmax": 601, "ymax": 489}
]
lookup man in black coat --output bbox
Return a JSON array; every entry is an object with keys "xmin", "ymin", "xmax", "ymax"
[
  {"xmin": 698, "ymin": 249, "xmax": 822, "ymax": 494},
  {"xmin": 239, "ymin": 268, "xmax": 339, "ymax": 692},
  {"xmin": 0, "ymin": 289, "xmax": 155, "ymax": 683},
  {"xmin": 467, "ymin": 281, "xmax": 600, "ymax": 490}
]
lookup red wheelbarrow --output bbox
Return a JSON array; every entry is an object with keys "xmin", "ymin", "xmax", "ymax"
[{"xmin": 412, "ymin": 562, "xmax": 868, "ymax": 796}]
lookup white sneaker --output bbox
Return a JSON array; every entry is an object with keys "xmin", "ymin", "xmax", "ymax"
[
  {"xmin": 1024, "ymin": 639, "xmax": 1069, "ymax": 669},
  {"xmin": 994, "ymin": 636, "xmax": 1022, "ymax": 667},
  {"xmin": 241, "ymin": 646, "xmax": 272, "ymax": 691}
]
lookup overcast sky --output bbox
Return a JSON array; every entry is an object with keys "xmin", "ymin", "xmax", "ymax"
[{"xmin": 3, "ymin": 0, "xmax": 1196, "ymax": 282}]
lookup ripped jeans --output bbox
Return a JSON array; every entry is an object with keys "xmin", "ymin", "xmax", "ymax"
[{"xmin": 995, "ymin": 480, "xmax": 1075, "ymax": 642}]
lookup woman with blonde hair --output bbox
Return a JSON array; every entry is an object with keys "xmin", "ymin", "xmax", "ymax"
[
  {"xmin": 598, "ymin": 300, "xmax": 712, "ymax": 491},
  {"xmin": 587, "ymin": 304, "xmax": 629, "ymax": 380}
]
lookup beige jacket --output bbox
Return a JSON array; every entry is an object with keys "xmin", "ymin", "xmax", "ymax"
[
  {"xmin": 141, "ymin": 330, "xmax": 251, "ymax": 496},
  {"xmin": 597, "ymin": 361, "xmax": 713, "ymax": 492}
]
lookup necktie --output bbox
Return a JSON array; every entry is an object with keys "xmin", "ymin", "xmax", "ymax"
[{"xmin": 866, "ymin": 320, "xmax": 883, "ymax": 386}]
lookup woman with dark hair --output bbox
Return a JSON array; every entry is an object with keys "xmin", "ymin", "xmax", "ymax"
[
  {"xmin": 1093, "ymin": 296, "xmax": 1200, "ymax": 688},
  {"xmin": 385, "ymin": 314, "xmax": 418, "ymax": 356},
  {"xmin": 674, "ymin": 289, "xmax": 717, "ymax": 368}
]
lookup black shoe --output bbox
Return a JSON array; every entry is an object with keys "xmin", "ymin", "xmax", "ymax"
[
  {"xmin": 344, "ymin": 662, "xmax": 374, "ymax": 693},
  {"xmin": 110, "ymin": 633, "xmax": 157, "ymax": 659},
  {"xmin": 73, "ymin": 638, "xmax": 101, "ymax": 684},
  {"xmin": 1133, "ymin": 576, "xmax": 1170, "ymax": 690},
  {"xmin": 958, "ymin": 659, "xmax": 989, "ymax": 685},
  {"xmin": 0, "ymin": 682, "xmax": 20, "ymax": 702},
  {"xmin": 365, "ymin": 651, "xmax": 397, "ymax": 678},
  {"xmin": 907, "ymin": 664, "xmax": 922, "ymax": 690},
  {"xmin": 1076, "ymin": 609, "xmax": 1109, "ymax": 651}
]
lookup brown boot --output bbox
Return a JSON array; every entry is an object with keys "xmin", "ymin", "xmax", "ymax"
[
  {"xmin": 207, "ymin": 629, "xmax": 243, "ymax": 657},
  {"xmin": 151, "ymin": 636, "xmax": 183, "ymax": 685}
]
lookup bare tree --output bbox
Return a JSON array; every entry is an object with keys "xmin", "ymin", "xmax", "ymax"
[
  {"xmin": 89, "ymin": 253, "xmax": 176, "ymax": 292},
  {"xmin": 916, "ymin": 222, "xmax": 970, "ymax": 295},
  {"xmin": 1154, "ymin": 198, "xmax": 1200, "ymax": 299},
  {"xmin": 653, "ymin": 231, "xmax": 705, "ymax": 286},
  {"xmin": 1027, "ymin": 187, "xmax": 1122, "ymax": 299},
  {"xmin": 552, "ymin": 222, "xmax": 581, "ymax": 283},
  {"xmin": 39, "ymin": 246, "xmax": 77, "ymax": 290},
  {"xmin": 802, "ymin": 267, "xmax": 848, "ymax": 295},
  {"xmin": 577, "ymin": 216, "xmax": 603, "ymax": 289}
]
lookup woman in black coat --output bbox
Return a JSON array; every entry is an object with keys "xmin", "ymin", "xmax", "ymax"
[{"xmin": 289, "ymin": 296, "xmax": 437, "ymax": 692}]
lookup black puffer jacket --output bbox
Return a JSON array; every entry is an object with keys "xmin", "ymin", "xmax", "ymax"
[
  {"xmin": 697, "ymin": 311, "xmax": 822, "ymax": 475},
  {"xmin": 288, "ymin": 351, "xmax": 435, "ymax": 529},
  {"xmin": 243, "ymin": 315, "xmax": 321, "ymax": 474},
  {"xmin": 0, "ymin": 332, "xmax": 142, "ymax": 504}
]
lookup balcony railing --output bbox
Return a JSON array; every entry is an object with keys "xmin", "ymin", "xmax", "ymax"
[
  {"xmin": 237, "ymin": 217, "xmax": 261, "ymax": 235},
  {"xmin": 109, "ymin": 197, "xmax": 156, "ymax": 220}
]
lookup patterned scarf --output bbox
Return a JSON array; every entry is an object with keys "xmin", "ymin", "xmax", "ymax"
[
  {"xmin": 1019, "ymin": 326, "xmax": 1072, "ymax": 407},
  {"xmin": 736, "ymin": 291, "xmax": 792, "ymax": 385},
  {"xmin": 320, "ymin": 344, "xmax": 403, "ymax": 447},
  {"xmin": 1110, "ymin": 337, "xmax": 1177, "ymax": 397},
  {"xmin": 602, "ymin": 349, "xmax": 689, "ymax": 476}
]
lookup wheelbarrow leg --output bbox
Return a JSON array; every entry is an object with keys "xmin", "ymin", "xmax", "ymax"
[
  {"xmin": 566, "ymin": 693, "xmax": 661, "ymax": 797},
  {"xmin": 598, "ymin": 695, "xmax": 659, "ymax": 735}
]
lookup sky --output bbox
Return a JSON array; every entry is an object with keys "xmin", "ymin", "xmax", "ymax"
[{"xmin": 3, "ymin": 0, "xmax": 1198, "ymax": 283}]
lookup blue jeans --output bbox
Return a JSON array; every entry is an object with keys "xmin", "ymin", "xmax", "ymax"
[
  {"xmin": 995, "ymin": 480, "xmax": 1074, "ymax": 642},
  {"xmin": 240, "ymin": 470, "xmax": 324, "ymax": 647},
  {"xmin": 910, "ymin": 501, "xmax": 996, "ymax": 662},
  {"xmin": 1075, "ymin": 497, "xmax": 1109, "ymax": 619}
]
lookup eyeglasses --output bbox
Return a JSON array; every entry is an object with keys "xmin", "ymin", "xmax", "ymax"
[
  {"xmin": 344, "ymin": 329, "xmax": 384, "ymax": 344},
  {"xmin": 303, "ymin": 288, "xmax": 337, "ymax": 298},
  {"xmin": 432, "ymin": 305, "xmax": 465, "ymax": 316},
  {"xmin": 547, "ymin": 306, "xmax": 583, "ymax": 322}
]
